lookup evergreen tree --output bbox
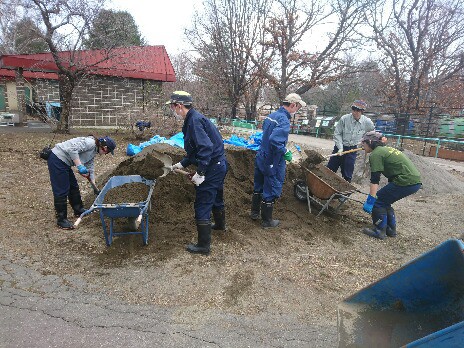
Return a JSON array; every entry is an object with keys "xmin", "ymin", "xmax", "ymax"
[{"xmin": 84, "ymin": 9, "xmax": 145, "ymax": 49}]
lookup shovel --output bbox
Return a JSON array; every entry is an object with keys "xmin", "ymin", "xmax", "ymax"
[
  {"xmin": 324, "ymin": 147, "xmax": 363, "ymax": 159},
  {"xmin": 85, "ymin": 175, "xmax": 100, "ymax": 195},
  {"xmin": 151, "ymin": 150, "xmax": 192, "ymax": 178},
  {"xmin": 133, "ymin": 150, "xmax": 192, "ymax": 227}
]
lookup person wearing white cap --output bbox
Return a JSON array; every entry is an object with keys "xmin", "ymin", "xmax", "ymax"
[
  {"xmin": 250, "ymin": 93, "xmax": 306, "ymax": 228},
  {"xmin": 327, "ymin": 99, "xmax": 374, "ymax": 182}
]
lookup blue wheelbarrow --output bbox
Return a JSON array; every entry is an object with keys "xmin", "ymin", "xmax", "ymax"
[
  {"xmin": 338, "ymin": 238, "xmax": 464, "ymax": 347},
  {"xmin": 74, "ymin": 175, "xmax": 155, "ymax": 246}
]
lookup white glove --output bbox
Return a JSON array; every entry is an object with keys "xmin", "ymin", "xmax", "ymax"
[
  {"xmin": 191, "ymin": 172, "xmax": 205, "ymax": 186},
  {"xmin": 337, "ymin": 149, "xmax": 344, "ymax": 156},
  {"xmin": 171, "ymin": 162, "xmax": 184, "ymax": 172}
]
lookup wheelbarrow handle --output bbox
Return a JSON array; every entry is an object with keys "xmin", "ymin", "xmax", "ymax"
[
  {"xmin": 325, "ymin": 148, "xmax": 363, "ymax": 159},
  {"xmin": 73, "ymin": 208, "xmax": 95, "ymax": 228}
]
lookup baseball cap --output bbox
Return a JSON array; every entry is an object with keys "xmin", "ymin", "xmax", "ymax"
[
  {"xmin": 361, "ymin": 131, "xmax": 383, "ymax": 143},
  {"xmin": 351, "ymin": 100, "xmax": 368, "ymax": 110},
  {"xmin": 166, "ymin": 91, "xmax": 193, "ymax": 105},
  {"xmin": 283, "ymin": 93, "xmax": 307, "ymax": 107},
  {"xmin": 100, "ymin": 136, "xmax": 116, "ymax": 155}
]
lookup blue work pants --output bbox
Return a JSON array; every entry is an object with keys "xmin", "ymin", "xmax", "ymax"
[
  {"xmin": 374, "ymin": 182, "xmax": 422, "ymax": 209},
  {"xmin": 47, "ymin": 152, "xmax": 79, "ymax": 197},
  {"xmin": 326, "ymin": 145, "xmax": 358, "ymax": 182},
  {"xmin": 194, "ymin": 158, "xmax": 228, "ymax": 220},
  {"xmin": 253, "ymin": 157, "xmax": 286, "ymax": 202}
]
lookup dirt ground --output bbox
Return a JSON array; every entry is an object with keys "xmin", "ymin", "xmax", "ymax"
[{"xmin": 1, "ymin": 129, "xmax": 464, "ymax": 333}]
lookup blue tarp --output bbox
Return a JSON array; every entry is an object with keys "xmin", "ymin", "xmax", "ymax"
[
  {"xmin": 126, "ymin": 131, "xmax": 300, "ymax": 156},
  {"xmin": 223, "ymin": 133, "xmax": 261, "ymax": 151},
  {"xmin": 45, "ymin": 102, "xmax": 61, "ymax": 120},
  {"xmin": 126, "ymin": 132, "xmax": 185, "ymax": 156}
]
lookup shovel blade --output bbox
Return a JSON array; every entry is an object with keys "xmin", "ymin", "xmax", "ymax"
[
  {"xmin": 159, "ymin": 167, "xmax": 171, "ymax": 178},
  {"xmin": 151, "ymin": 150, "xmax": 173, "ymax": 168},
  {"xmin": 149, "ymin": 149, "xmax": 174, "ymax": 178}
]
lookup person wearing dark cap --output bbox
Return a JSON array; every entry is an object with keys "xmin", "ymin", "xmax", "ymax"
[
  {"xmin": 168, "ymin": 91, "xmax": 228, "ymax": 255},
  {"xmin": 250, "ymin": 93, "xmax": 306, "ymax": 228},
  {"xmin": 47, "ymin": 135, "xmax": 116, "ymax": 229},
  {"xmin": 360, "ymin": 131, "xmax": 422, "ymax": 240},
  {"xmin": 327, "ymin": 100, "xmax": 374, "ymax": 182}
]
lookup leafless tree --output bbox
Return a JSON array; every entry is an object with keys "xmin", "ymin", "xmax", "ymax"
[
  {"xmin": 186, "ymin": 0, "xmax": 272, "ymax": 118},
  {"xmin": 249, "ymin": 0, "xmax": 366, "ymax": 101},
  {"xmin": 0, "ymin": 0, "xmax": 24, "ymax": 54},
  {"xmin": 18, "ymin": 0, "xmax": 109, "ymax": 133},
  {"xmin": 364, "ymin": 0, "xmax": 464, "ymax": 113}
]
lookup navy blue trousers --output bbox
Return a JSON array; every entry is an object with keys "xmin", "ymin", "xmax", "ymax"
[
  {"xmin": 253, "ymin": 157, "xmax": 286, "ymax": 202},
  {"xmin": 327, "ymin": 145, "xmax": 358, "ymax": 182},
  {"xmin": 194, "ymin": 158, "xmax": 228, "ymax": 221},
  {"xmin": 374, "ymin": 182, "xmax": 422, "ymax": 209},
  {"xmin": 47, "ymin": 152, "xmax": 79, "ymax": 197}
]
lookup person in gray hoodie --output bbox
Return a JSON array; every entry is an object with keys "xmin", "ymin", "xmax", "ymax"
[{"xmin": 47, "ymin": 135, "xmax": 116, "ymax": 229}]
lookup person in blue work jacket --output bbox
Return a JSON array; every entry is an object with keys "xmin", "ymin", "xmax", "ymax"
[
  {"xmin": 250, "ymin": 93, "xmax": 306, "ymax": 228},
  {"xmin": 168, "ymin": 91, "xmax": 228, "ymax": 255},
  {"xmin": 48, "ymin": 135, "xmax": 116, "ymax": 230},
  {"xmin": 327, "ymin": 100, "xmax": 374, "ymax": 182}
]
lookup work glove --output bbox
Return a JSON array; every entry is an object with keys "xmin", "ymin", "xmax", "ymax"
[
  {"xmin": 284, "ymin": 149, "xmax": 292, "ymax": 162},
  {"xmin": 191, "ymin": 172, "xmax": 205, "ymax": 186},
  {"xmin": 337, "ymin": 148, "xmax": 344, "ymax": 156},
  {"xmin": 93, "ymin": 188, "xmax": 101, "ymax": 195},
  {"xmin": 363, "ymin": 194, "xmax": 377, "ymax": 214},
  {"xmin": 171, "ymin": 162, "xmax": 184, "ymax": 172},
  {"xmin": 77, "ymin": 164, "xmax": 88, "ymax": 175}
]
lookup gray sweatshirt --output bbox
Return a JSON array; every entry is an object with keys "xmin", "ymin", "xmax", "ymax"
[{"xmin": 52, "ymin": 136, "xmax": 97, "ymax": 180}]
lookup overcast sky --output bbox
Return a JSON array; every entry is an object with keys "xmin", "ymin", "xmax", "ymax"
[{"xmin": 109, "ymin": 0, "xmax": 200, "ymax": 55}]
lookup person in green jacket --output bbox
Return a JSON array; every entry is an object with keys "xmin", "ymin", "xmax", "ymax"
[{"xmin": 361, "ymin": 131, "xmax": 422, "ymax": 240}]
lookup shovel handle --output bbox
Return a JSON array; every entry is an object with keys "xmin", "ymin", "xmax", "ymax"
[
  {"xmin": 173, "ymin": 168, "xmax": 191, "ymax": 176},
  {"xmin": 325, "ymin": 148, "xmax": 363, "ymax": 159},
  {"xmin": 83, "ymin": 175, "xmax": 100, "ymax": 193}
]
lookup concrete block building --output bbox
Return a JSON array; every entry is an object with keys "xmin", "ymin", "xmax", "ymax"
[{"xmin": 0, "ymin": 46, "xmax": 175, "ymax": 126}]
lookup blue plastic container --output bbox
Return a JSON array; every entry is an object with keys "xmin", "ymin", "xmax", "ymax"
[{"xmin": 338, "ymin": 239, "xmax": 464, "ymax": 347}]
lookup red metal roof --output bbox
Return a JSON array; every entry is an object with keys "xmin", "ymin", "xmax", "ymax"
[
  {"xmin": 0, "ymin": 68, "xmax": 58, "ymax": 80},
  {"xmin": 0, "ymin": 46, "xmax": 176, "ymax": 82}
]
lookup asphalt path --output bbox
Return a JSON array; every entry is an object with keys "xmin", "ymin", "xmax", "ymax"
[{"xmin": 0, "ymin": 258, "xmax": 337, "ymax": 348}]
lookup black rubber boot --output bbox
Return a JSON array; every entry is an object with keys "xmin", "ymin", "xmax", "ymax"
[
  {"xmin": 250, "ymin": 192, "xmax": 262, "ymax": 220},
  {"xmin": 54, "ymin": 195, "xmax": 74, "ymax": 230},
  {"xmin": 68, "ymin": 187, "xmax": 85, "ymax": 217},
  {"xmin": 211, "ymin": 208, "xmax": 226, "ymax": 231},
  {"xmin": 386, "ymin": 206, "xmax": 397, "ymax": 237},
  {"xmin": 261, "ymin": 201, "xmax": 280, "ymax": 228},
  {"xmin": 186, "ymin": 220, "xmax": 211, "ymax": 255},
  {"xmin": 362, "ymin": 207, "xmax": 387, "ymax": 240}
]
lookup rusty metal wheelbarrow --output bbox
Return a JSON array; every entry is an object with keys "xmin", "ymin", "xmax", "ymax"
[
  {"xmin": 74, "ymin": 175, "xmax": 155, "ymax": 246},
  {"xmin": 293, "ymin": 164, "xmax": 364, "ymax": 217}
]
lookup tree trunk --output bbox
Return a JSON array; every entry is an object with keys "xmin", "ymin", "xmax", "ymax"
[{"xmin": 56, "ymin": 73, "xmax": 75, "ymax": 134}]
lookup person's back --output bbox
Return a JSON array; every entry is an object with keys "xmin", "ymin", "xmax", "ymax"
[
  {"xmin": 182, "ymin": 108, "xmax": 225, "ymax": 170},
  {"xmin": 369, "ymin": 146, "xmax": 421, "ymax": 186},
  {"xmin": 257, "ymin": 107, "xmax": 290, "ymax": 174}
]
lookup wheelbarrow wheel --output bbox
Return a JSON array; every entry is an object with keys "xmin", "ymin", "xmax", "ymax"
[{"xmin": 294, "ymin": 180, "xmax": 309, "ymax": 202}]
